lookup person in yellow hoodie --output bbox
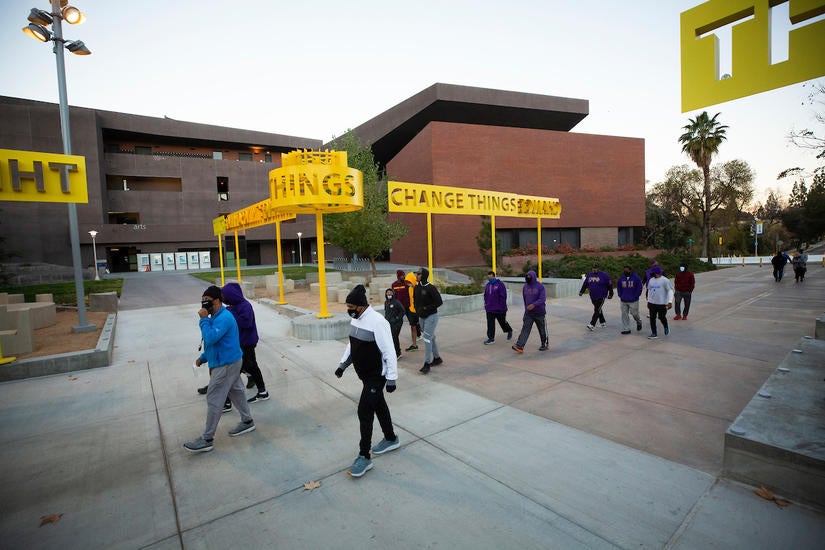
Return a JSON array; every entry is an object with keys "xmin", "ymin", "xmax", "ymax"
[{"xmin": 404, "ymin": 270, "xmax": 422, "ymax": 351}]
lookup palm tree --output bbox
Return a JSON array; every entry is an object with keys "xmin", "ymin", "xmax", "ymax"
[{"xmin": 678, "ymin": 111, "xmax": 728, "ymax": 258}]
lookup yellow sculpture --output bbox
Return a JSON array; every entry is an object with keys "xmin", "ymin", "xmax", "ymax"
[{"xmin": 681, "ymin": 0, "xmax": 825, "ymax": 112}]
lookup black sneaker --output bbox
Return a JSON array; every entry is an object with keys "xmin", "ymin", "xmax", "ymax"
[
  {"xmin": 197, "ymin": 385, "xmax": 208, "ymax": 395},
  {"xmin": 405, "ymin": 345, "xmax": 419, "ymax": 352},
  {"xmin": 222, "ymin": 402, "xmax": 232, "ymax": 413},
  {"xmin": 419, "ymin": 362, "xmax": 431, "ymax": 374},
  {"xmin": 247, "ymin": 391, "xmax": 270, "ymax": 404},
  {"xmin": 636, "ymin": 320, "xmax": 643, "ymax": 331},
  {"xmin": 246, "ymin": 377, "xmax": 256, "ymax": 389},
  {"xmin": 539, "ymin": 343, "xmax": 550, "ymax": 351},
  {"xmin": 431, "ymin": 357, "xmax": 443, "ymax": 366}
]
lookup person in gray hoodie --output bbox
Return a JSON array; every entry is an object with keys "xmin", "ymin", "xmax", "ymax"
[
  {"xmin": 413, "ymin": 267, "xmax": 443, "ymax": 374},
  {"xmin": 512, "ymin": 270, "xmax": 549, "ymax": 353}
]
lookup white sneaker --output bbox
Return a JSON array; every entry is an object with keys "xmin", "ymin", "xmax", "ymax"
[{"xmin": 586, "ymin": 324, "xmax": 595, "ymax": 331}]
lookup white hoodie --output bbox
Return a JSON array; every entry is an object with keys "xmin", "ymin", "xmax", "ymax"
[{"xmin": 646, "ymin": 275, "xmax": 674, "ymax": 306}]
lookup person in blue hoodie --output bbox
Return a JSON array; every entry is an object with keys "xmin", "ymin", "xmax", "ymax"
[
  {"xmin": 512, "ymin": 270, "xmax": 549, "ymax": 353},
  {"xmin": 483, "ymin": 270, "xmax": 513, "ymax": 345},
  {"xmin": 222, "ymin": 282, "xmax": 269, "ymax": 403},
  {"xmin": 184, "ymin": 285, "xmax": 255, "ymax": 453},
  {"xmin": 579, "ymin": 263, "xmax": 613, "ymax": 330},
  {"xmin": 616, "ymin": 265, "xmax": 643, "ymax": 334}
]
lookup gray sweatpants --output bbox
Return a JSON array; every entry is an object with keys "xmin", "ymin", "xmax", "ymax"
[
  {"xmin": 620, "ymin": 300, "xmax": 641, "ymax": 331},
  {"xmin": 203, "ymin": 358, "xmax": 252, "ymax": 441},
  {"xmin": 421, "ymin": 312, "xmax": 440, "ymax": 363}
]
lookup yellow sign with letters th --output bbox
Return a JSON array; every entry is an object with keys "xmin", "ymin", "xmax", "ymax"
[
  {"xmin": 0, "ymin": 149, "xmax": 88, "ymax": 203},
  {"xmin": 681, "ymin": 0, "xmax": 825, "ymax": 112},
  {"xmin": 388, "ymin": 181, "xmax": 561, "ymax": 219},
  {"xmin": 213, "ymin": 199, "xmax": 297, "ymax": 236},
  {"xmin": 268, "ymin": 150, "xmax": 363, "ymax": 213}
]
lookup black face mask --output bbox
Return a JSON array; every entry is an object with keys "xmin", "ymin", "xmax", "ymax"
[
  {"xmin": 201, "ymin": 299, "xmax": 214, "ymax": 313},
  {"xmin": 525, "ymin": 276, "xmax": 533, "ymax": 283},
  {"xmin": 347, "ymin": 308, "xmax": 361, "ymax": 319}
]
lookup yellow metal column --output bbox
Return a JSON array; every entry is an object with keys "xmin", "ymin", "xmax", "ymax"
[
  {"xmin": 491, "ymin": 215, "xmax": 497, "ymax": 275},
  {"xmin": 427, "ymin": 212, "xmax": 433, "ymax": 275},
  {"xmin": 537, "ymin": 218, "xmax": 542, "ymax": 281},
  {"xmin": 275, "ymin": 221, "xmax": 286, "ymax": 304},
  {"xmin": 316, "ymin": 213, "xmax": 331, "ymax": 318},
  {"xmin": 0, "ymin": 341, "xmax": 16, "ymax": 365},
  {"xmin": 234, "ymin": 231, "xmax": 242, "ymax": 282},
  {"xmin": 218, "ymin": 235, "xmax": 225, "ymax": 286}
]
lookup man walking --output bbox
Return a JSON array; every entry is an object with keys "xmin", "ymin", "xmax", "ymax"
[
  {"xmin": 414, "ymin": 267, "xmax": 443, "ymax": 374},
  {"xmin": 673, "ymin": 262, "xmax": 695, "ymax": 320},
  {"xmin": 771, "ymin": 250, "xmax": 790, "ymax": 282},
  {"xmin": 512, "ymin": 270, "xmax": 549, "ymax": 353},
  {"xmin": 222, "ymin": 282, "xmax": 269, "ymax": 403},
  {"xmin": 483, "ymin": 270, "xmax": 513, "ymax": 345},
  {"xmin": 184, "ymin": 286, "xmax": 255, "ymax": 453},
  {"xmin": 391, "ymin": 269, "xmax": 419, "ymax": 351},
  {"xmin": 579, "ymin": 263, "xmax": 613, "ymax": 330},
  {"xmin": 792, "ymin": 250, "xmax": 808, "ymax": 283},
  {"xmin": 335, "ymin": 285, "xmax": 399, "ymax": 478},
  {"xmin": 616, "ymin": 265, "xmax": 643, "ymax": 335},
  {"xmin": 646, "ymin": 267, "xmax": 674, "ymax": 339}
]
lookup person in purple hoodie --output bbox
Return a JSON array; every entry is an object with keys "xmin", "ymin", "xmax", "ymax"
[
  {"xmin": 579, "ymin": 263, "xmax": 613, "ymax": 330},
  {"xmin": 483, "ymin": 271, "xmax": 513, "ymax": 345},
  {"xmin": 512, "ymin": 270, "xmax": 549, "ymax": 353},
  {"xmin": 221, "ymin": 282, "xmax": 269, "ymax": 404}
]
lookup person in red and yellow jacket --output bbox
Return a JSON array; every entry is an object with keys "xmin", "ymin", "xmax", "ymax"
[
  {"xmin": 673, "ymin": 262, "xmax": 695, "ymax": 320},
  {"xmin": 403, "ymin": 270, "xmax": 421, "ymax": 351}
]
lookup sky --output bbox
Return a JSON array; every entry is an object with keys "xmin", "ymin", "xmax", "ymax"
[{"xmin": 1, "ymin": 0, "xmax": 823, "ymax": 206}]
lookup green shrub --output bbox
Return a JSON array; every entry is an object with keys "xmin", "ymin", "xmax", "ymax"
[{"xmin": 444, "ymin": 283, "xmax": 482, "ymax": 296}]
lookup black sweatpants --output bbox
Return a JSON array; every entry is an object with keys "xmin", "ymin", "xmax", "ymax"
[
  {"xmin": 648, "ymin": 303, "xmax": 668, "ymax": 335},
  {"xmin": 358, "ymin": 377, "xmax": 396, "ymax": 459},
  {"xmin": 590, "ymin": 298, "xmax": 606, "ymax": 326},
  {"xmin": 486, "ymin": 311, "xmax": 513, "ymax": 340},
  {"xmin": 241, "ymin": 345, "xmax": 266, "ymax": 393}
]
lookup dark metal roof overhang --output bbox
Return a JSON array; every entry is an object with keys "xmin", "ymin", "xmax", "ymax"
[{"xmin": 327, "ymin": 83, "xmax": 589, "ymax": 167}]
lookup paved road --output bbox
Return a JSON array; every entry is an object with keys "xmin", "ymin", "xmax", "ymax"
[{"xmin": 0, "ymin": 264, "xmax": 823, "ymax": 549}]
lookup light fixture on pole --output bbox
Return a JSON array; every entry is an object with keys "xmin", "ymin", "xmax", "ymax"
[
  {"xmin": 297, "ymin": 232, "xmax": 303, "ymax": 267},
  {"xmin": 22, "ymin": 1, "xmax": 95, "ymax": 332},
  {"xmin": 88, "ymin": 229, "xmax": 100, "ymax": 281}
]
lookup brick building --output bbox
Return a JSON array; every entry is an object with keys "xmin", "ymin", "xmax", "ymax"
[{"xmin": 0, "ymin": 84, "xmax": 644, "ymax": 271}]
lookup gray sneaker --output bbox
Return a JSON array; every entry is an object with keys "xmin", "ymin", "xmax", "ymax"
[
  {"xmin": 183, "ymin": 437, "xmax": 214, "ymax": 453},
  {"xmin": 228, "ymin": 420, "xmax": 256, "ymax": 437},
  {"xmin": 347, "ymin": 455, "xmax": 373, "ymax": 478},
  {"xmin": 372, "ymin": 437, "xmax": 400, "ymax": 455}
]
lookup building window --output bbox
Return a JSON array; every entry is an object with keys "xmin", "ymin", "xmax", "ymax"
[
  {"xmin": 264, "ymin": 153, "xmax": 272, "ymax": 163},
  {"xmin": 212, "ymin": 151, "xmax": 223, "ymax": 160},
  {"xmin": 238, "ymin": 152, "xmax": 253, "ymax": 162},
  {"xmin": 135, "ymin": 146, "xmax": 152, "ymax": 155}
]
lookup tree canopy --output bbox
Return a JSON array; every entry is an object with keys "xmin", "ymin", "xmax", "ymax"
[
  {"xmin": 677, "ymin": 111, "xmax": 729, "ymax": 257},
  {"xmin": 324, "ymin": 131, "xmax": 408, "ymax": 275}
]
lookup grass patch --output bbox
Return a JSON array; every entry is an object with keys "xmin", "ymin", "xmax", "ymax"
[
  {"xmin": 189, "ymin": 266, "xmax": 337, "ymax": 284},
  {"xmin": 0, "ymin": 279, "xmax": 124, "ymax": 306}
]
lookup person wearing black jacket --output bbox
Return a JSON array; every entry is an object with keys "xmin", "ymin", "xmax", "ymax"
[
  {"xmin": 413, "ymin": 267, "xmax": 443, "ymax": 374},
  {"xmin": 384, "ymin": 287, "xmax": 406, "ymax": 358},
  {"xmin": 335, "ymin": 285, "xmax": 400, "ymax": 478}
]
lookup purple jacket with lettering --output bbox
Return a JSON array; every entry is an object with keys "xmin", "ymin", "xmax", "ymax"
[
  {"xmin": 522, "ymin": 270, "xmax": 546, "ymax": 316},
  {"xmin": 484, "ymin": 277, "xmax": 508, "ymax": 314},
  {"xmin": 580, "ymin": 271, "xmax": 613, "ymax": 301}
]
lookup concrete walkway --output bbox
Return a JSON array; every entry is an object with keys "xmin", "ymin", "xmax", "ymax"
[{"xmin": 0, "ymin": 265, "xmax": 823, "ymax": 548}]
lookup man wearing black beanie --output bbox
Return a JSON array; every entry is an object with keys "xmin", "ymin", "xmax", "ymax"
[{"xmin": 335, "ymin": 284, "xmax": 400, "ymax": 478}]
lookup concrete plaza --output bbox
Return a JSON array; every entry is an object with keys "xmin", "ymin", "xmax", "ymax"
[{"xmin": 1, "ymin": 264, "xmax": 823, "ymax": 549}]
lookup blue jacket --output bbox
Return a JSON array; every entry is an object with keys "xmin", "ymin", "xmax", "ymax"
[
  {"xmin": 617, "ymin": 272, "xmax": 643, "ymax": 302},
  {"xmin": 522, "ymin": 270, "xmax": 546, "ymax": 316},
  {"xmin": 221, "ymin": 282, "xmax": 259, "ymax": 348},
  {"xmin": 484, "ymin": 277, "xmax": 508, "ymax": 314},
  {"xmin": 580, "ymin": 271, "xmax": 613, "ymax": 301},
  {"xmin": 198, "ymin": 305, "xmax": 242, "ymax": 369}
]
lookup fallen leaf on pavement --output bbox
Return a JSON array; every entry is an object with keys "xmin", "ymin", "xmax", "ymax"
[
  {"xmin": 754, "ymin": 486, "xmax": 775, "ymax": 500},
  {"xmin": 39, "ymin": 513, "xmax": 63, "ymax": 526},
  {"xmin": 67, "ymin": 376, "xmax": 77, "ymax": 381},
  {"xmin": 754, "ymin": 486, "xmax": 792, "ymax": 508},
  {"xmin": 303, "ymin": 480, "xmax": 321, "ymax": 491}
]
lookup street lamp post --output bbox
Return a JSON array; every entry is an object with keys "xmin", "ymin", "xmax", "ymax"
[
  {"xmin": 88, "ymin": 229, "xmax": 100, "ymax": 281},
  {"xmin": 22, "ymin": 1, "xmax": 94, "ymax": 332},
  {"xmin": 297, "ymin": 232, "xmax": 303, "ymax": 267}
]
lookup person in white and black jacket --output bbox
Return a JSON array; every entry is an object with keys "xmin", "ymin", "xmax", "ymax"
[
  {"xmin": 335, "ymin": 285, "xmax": 400, "ymax": 478},
  {"xmin": 413, "ymin": 267, "xmax": 443, "ymax": 374}
]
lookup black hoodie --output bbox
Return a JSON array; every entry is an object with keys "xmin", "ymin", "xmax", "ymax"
[{"xmin": 413, "ymin": 267, "xmax": 442, "ymax": 318}]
